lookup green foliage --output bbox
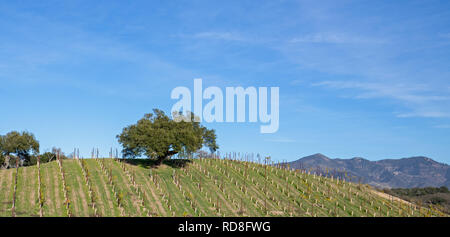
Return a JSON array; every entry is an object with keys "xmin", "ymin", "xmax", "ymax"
[
  {"xmin": 29, "ymin": 156, "xmax": 38, "ymax": 166},
  {"xmin": 0, "ymin": 131, "xmax": 39, "ymax": 165},
  {"xmin": 28, "ymin": 151, "xmax": 67, "ymax": 166},
  {"xmin": 0, "ymin": 153, "xmax": 4, "ymax": 167},
  {"xmin": 117, "ymin": 109, "xmax": 218, "ymax": 163},
  {"xmin": 385, "ymin": 186, "xmax": 450, "ymax": 214},
  {"xmin": 429, "ymin": 196, "xmax": 446, "ymax": 205},
  {"xmin": 40, "ymin": 152, "xmax": 57, "ymax": 163},
  {"xmin": 388, "ymin": 186, "xmax": 450, "ymax": 197}
]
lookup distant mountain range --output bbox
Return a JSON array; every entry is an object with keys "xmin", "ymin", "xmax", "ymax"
[{"xmin": 286, "ymin": 154, "xmax": 450, "ymax": 189}]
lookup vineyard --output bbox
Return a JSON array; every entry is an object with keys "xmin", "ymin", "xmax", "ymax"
[{"xmin": 0, "ymin": 156, "xmax": 446, "ymax": 217}]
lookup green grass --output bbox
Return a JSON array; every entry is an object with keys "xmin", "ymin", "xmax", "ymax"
[
  {"xmin": 0, "ymin": 168, "xmax": 14, "ymax": 217},
  {"xmin": 0, "ymin": 158, "xmax": 446, "ymax": 217}
]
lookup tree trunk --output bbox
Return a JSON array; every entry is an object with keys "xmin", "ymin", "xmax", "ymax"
[
  {"xmin": 156, "ymin": 156, "xmax": 166, "ymax": 165},
  {"xmin": 155, "ymin": 151, "xmax": 178, "ymax": 165}
]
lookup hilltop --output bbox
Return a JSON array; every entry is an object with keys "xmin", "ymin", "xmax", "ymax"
[
  {"xmin": 287, "ymin": 154, "xmax": 450, "ymax": 189},
  {"xmin": 0, "ymin": 157, "xmax": 445, "ymax": 217}
]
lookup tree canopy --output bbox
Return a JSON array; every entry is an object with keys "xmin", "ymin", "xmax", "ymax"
[
  {"xmin": 0, "ymin": 131, "xmax": 40, "ymax": 165},
  {"xmin": 117, "ymin": 109, "xmax": 218, "ymax": 163}
]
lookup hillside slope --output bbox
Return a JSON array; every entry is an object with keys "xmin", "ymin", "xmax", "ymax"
[
  {"xmin": 288, "ymin": 154, "xmax": 449, "ymax": 188},
  {"xmin": 0, "ymin": 158, "xmax": 445, "ymax": 217}
]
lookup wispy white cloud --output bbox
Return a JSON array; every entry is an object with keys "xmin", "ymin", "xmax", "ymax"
[
  {"xmin": 290, "ymin": 33, "xmax": 386, "ymax": 44},
  {"xmin": 396, "ymin": 112, "xmax": 450, "ymax": 118},
  {"xmin": 313, "ymin": 81, "xmax": 449, "ymax": 103},
  {"xmin": 0, "ymin": 7, "xmax": 205, "ymax": 98},
  {"xmin": 274, "ymin": 2, "xmax": 450, "ymax": 123},
  {"xmin": 313, "ymin": 80, "xmax": 450, "ymax": 118},
  {"xmin": 433, "ymin": 124, "xmax": 450, "ymax": 129},
  {"xmin": 181, "ymin": 31, "xmax": 249, "ymax": 42}
]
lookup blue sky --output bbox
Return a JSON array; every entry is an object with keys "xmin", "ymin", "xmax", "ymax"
[{"xmin": 1, "ymin": 0, "xmax": 450, "ymax": 163}]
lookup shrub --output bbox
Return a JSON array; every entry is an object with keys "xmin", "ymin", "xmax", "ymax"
[
  {"xmin": 0, "ymin": 153, "xmax": 4, "ymax": 168},
  {"xmin": 429, "ymin": 196, "xmax": 446, "ymax": 205}
]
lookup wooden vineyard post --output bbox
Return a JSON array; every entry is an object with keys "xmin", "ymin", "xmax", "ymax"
[
  {"xmin": 216, "ymin": 195, "xmax": 221, "ymax": 215},
  {"xmin": 239, "ymin": 196, "xmax": 244, "ymax": 216},
  {"xmin": 264, "ymin": 157, "xmax": 268, "ymax": 215},
  {"xmin": 241, "ymin": 162, "xmax": 248, "ymax": 215},
  {"xmin": 168, "ymin": 192, "xmax": 173, "ymax": 216},
  {"xmin": 97, "ymin": 158, "xmax": 125, "ymax": 216},
  {"xmin": 78, "ymin": 158, "xmax": 99, "ymax": 217},
  {"xmin": 288, "ymin": 198, "xmax": 292, "ymax": 217},
  {"xmin": 115, "ymin": 159, "xmax": 151, "ymax": 216},
  {"xmin": 37, "ymin": 156, "xmax": 44, "ymax": 217},
  {"xmin": 286, "ymin": 165, "xmax": 290, "ymax": 198},
  {"xmin": 57, "ymin": 152, "xmax": 72, "ymax": 217},
  {"xmin": 12, "ymin": 157, "xmax": 19, "ymax": 217},
  {"xmin": 334, "ymin": 201, "xmax": 338, "ymax": 217}
]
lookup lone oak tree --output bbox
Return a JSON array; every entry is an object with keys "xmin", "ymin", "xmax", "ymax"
[
  {"xmin": 0, "ymin": 131, "xmax": 40, "ymax": 166},
  {"xmin": 117, "ymin": 109, "xmax": 218, "ymax": 164}
]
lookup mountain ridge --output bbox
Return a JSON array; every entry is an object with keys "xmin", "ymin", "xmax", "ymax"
[{"xmin": 287, "ymin": 154, "xmax": 450, "ymax": 189}]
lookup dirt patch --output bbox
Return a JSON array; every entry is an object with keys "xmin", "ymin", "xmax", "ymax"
[
  {"xmin": 112, "ymin": 162, "xmax": 142, "ymax": 217},
  {"xmin": 270, "ymin": 210, "xmax": 284, "ymax": 215},
  {"xmin": 52, "ymin": 164, "xmax": 63, "ymax": 216},
  {"xmin": 43, "ymin": 165, "xmax": 52, "ymax": 216},
  {"xmin": 370, "ymin": 189, "xmax": 414, "ymax": 206},
  {"xmin": 75, "ymin": 174, "xmax": 90, "ymax": 216},
  {"xmin": 215, "ymin": 187, "xmax": 238, "ymax": 215},
  {"xmin": 29, "ymin": 168, "xmax": 37, "ymax": 215},
  {"xmin": 2, "ymin": 171, "xmax": 13, "ymax": 216},
  {"xmin": 191, "ymin": 163, "xmax": 242, "ymax": 215},
  {"xmin": 142, "ymin": 172, "xmax": 167, "ymax": 216},
  {"xmin": 96, "ymin": 164, "xmax": 117, "ymax": 216}
]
